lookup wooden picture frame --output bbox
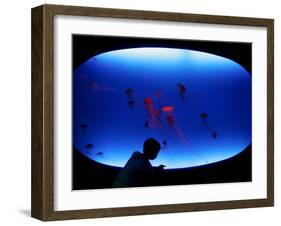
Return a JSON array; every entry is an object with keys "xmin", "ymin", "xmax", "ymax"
[{"xmin": 31, "ymin": 4, "xmax": 274, "ymax": 221}]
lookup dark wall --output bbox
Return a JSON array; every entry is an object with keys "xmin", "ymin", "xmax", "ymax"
[
  {"xmin": 73, "ymin": 35, "xmax": 252, "ymax": 74},
  {"xmin": 73, "ymin": 145, "xmax": 251, "ymax": 190}
]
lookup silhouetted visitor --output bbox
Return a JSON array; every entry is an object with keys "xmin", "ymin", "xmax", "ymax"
[{"xmin": 113, "ymin": 138, "xmax": 165, "ymax": 188}]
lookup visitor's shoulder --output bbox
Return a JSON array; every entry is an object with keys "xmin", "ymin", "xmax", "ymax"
[{"xmin": 131, "ymin": 151, "xmax": 143, "ymax": 158}]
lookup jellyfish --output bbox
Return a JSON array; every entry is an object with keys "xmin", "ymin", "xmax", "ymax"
[
  {"xmin": 162, "ymin": 106, "xmax": 174, "ymax": 113},
  {"xmin": 124, "ymin": 88, "xmax": 133, "ymax": 99},
  {"xmin": 162, "ymin": 105, "xmax": 175, "ymax": 126},
  {"xmin": 200, "ymin": 113, "xmax": 218, "ymax": 139},
  {"xmin": 162, "ymin": 140, "xmax": 168, "ymax": 149},
  {"xmin": 144, "ymin": 97, "xmax": 161, "ymax": 117},
  {"xmin": 161, "ymin": 104, "xmax": 188, "ymax": 145},
  {"xmin": 95, "ymin": 152, "xmax": 106, "ymax": 159},
  {"xmin": 144, "ymin": 121, "xmax": 149, "ymax": 128},
  {"xmin": 166, "ymin": 114, "xmax": 208, "ymax": 163},
  {"xmin": 128, "ymin": 99, "xmax": 135, "ymax": 108},
  {"xmin": 156, "ymin": 90, "xmax": 163, "ymax": 107},
  {"xmin": 96, "ymin": 151, "xmax": 104, "ymax": 156},
  {"xmin": 144, "ymin": 97, "xmax": 162, "ymax": 128},
  {"xmin": 124, "ymin": 88, "xmax": 136, "ymax": 108},
  {"xmin": 78, "ymin": 73, "xmax": 88, "ymax": 78},
  {"xmin": 200, "ymin": 113, "xmax": 208, "ymax": 126},
  {"xmin": 88, "ymin": 82, "xmax": 117, "ymax": 91},
  {"xmin": 85, "ymin": 144, "xmax": 94, "ymax": 151},
  {"xmin": 80, "ymin": 124, "xmax": 88, "ymax": 135},
  {"xmin": 212, "ymin": 131, "xmax": 218, "ymax": 139},
  {"xmin": 200, "ymin": 113, "xmax": 208, "ymax": 120},
  {"xmin": 144, "ymin": 97, "xmax": 153, "ymax": 111},
  {"xmin": 177, "ymin": 83, "xmax": 187, "ymax": 102},
  {"xmin": 165, "ymin": 114, "xmax": 188, "ymax": 145},
  {"xmin": 166, "ymin": 115, "xmax": 175, "ymax": 125}
]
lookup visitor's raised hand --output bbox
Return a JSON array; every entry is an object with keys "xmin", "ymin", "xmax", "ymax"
[{"xmin": 156, "ymin": 164, "xmax": 166, "ymax": 171}]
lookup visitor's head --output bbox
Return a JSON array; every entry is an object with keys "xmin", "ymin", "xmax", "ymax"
[{"xmin": 143, "ymin": 138, "xmax": 161, "ymax": 160}]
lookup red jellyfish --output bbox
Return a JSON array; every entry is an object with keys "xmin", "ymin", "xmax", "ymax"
[
  {"xmin": 177, "ymin": 83, "xmax": 187, "ymax": 102},
  {"xmin": 200, "ymin": 113, "xmax": 218, "ymax": 139},
  {"xmin": 145, "ymin": 98, "xmax": 161, "ymax": 117},
  {"xmin": 166, "ymin": 115, "xmax": 175, "ymax": 125},
  {"xmin": 162, "ymin": 106, "xmax": 188, "ymax": 144},
  {"xmin": 162, "ymin": 106, "xmax": 174, "ymax": 113},
  {"xmin": 162, "ymin": 106, "xmax": 175, "ymax": 127},
  {"xmin": 144, "ymin": 97, "xmax": 153, "ymax": 111},
  {"xmin": 144, "ymin": 97, "xmax": 162, "ymax": 125},
  {"xmin": 144, "ymin": 97, "xmax": 162, "ymax": 128},
  {"xmin": 156, "ymin": 90, "xmax": 163, "ymax": 107}
]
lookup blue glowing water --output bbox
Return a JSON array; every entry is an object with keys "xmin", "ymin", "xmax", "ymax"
[{"xmin": 73, "ymin": 47, "xmax": 251, "ymax": 169}]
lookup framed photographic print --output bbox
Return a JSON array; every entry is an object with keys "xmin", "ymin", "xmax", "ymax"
[{"xmin": 31, "ymin": 4, "xmax": 274, "ymax": 221}]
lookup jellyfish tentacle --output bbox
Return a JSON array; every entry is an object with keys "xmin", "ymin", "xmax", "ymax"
[{"xmin": 200, "ymin": 113, "xmax": 218, "ymax": 139}]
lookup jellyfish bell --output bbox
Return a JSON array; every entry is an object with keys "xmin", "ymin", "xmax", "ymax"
[
  {"xmin": 95, "ymin": 152, "xmax": 105, "ymax": 158},
  {"xmin": 124, "ymin": 88, "xmax": 133, "ymax": 95},
  {"xmin": 124, "ymin": 88, "xmax": 133, "ymax": 98},
  {"xmin": 85, "ymin": 144, "xmax": 94, "ymax": 151},
  {"xmin": 212, "ymin": 131, "xmax": 218, "ymax": 139},
  {"xmin": 144, "ymin": 121, "xmax": 149, "ymax": 128},
  {"xmin": 144, "ymin": 97, "xmax": 154, "ymax": 112},
  {"xmin": 144, "ymin": 97, "xmax": 153, "ymax": 105},
  {"xmin": 177, "ymin": 83, "xmax": 186, "ymax": 91},
  {"xmin": 144, "ymin": 98, "xmax": 161, "ymax": 115},
  {"xmin": 80, "ymin": 124, "xmax": 88, "ymax": 129},
  {"xmin": 200, "ymin": 113, "xmax": 209, "ymax": 127},
  {"xmin": 166, "ymin": 115, "xmax": 175, "ymax": 125},
  {"xmin": 80, "ymin": 124, "xmax": 88, "ymax": 135},
  {"xmin": 128, "ymin": 99, "xmax": 135, "ymax": 108},
  {"xmin": 200, "ymin": 113, "xmax": 208, "ymax": 120},
  {"xmin": 162, "ymin": 106, "xmax": 174, "ymax": 113},
  {"xmin": 200, "ymin": 116, "xmax": 208, "ymax": 126}
]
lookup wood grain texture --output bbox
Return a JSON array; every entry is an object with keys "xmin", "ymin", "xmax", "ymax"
[
  {"xmin": 31, "ymin": 4, "xmax": 274, "ymax": 221},
  {"xmin": 31, "ymin": 5, "xmax": 55, "ymax": 220},
  {"xmin": 43, "ymin": 198, "xmax": 272, "ymax": 221},
  {"xmin": 45, "ymin": 4, "xmax": 272, "ymax": 26},
  {"xmin": 266, "ymin": 19, "xmax": 274, "ymax": 206},
  {"xmin": 31, "ymin": 5, "xmax": 44, "ymax": 220}
]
